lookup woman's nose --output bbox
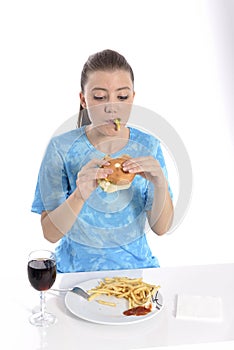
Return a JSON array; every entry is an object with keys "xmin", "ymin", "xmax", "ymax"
[{"xmin": 104, "ymin": 102, "xmax": 118, "ymax": 114}]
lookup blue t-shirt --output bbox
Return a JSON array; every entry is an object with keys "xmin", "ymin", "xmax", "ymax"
[{"xmin": 32, "ymin": 126, "xmax": 172, "ymax": 272}]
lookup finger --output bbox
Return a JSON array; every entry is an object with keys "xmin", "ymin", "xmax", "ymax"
[
  {"xmin": 78, "ymin": 168, "xmax": 113, "ymax": 181},
  {"xmin": 96, "ymin": 168, "xmax": 113, "ymax": 179},
  {"xmin": 122, "ymin": 160, "xmax": 144, "ymax": 173},
  {"xmin": 123, "ymin": 157, "xmax": 160, "ymax": 173}
]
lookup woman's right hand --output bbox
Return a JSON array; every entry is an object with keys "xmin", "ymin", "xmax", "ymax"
[{"xmin": 75, "ymin": 158, "xmax": 113, "ymax": 201}]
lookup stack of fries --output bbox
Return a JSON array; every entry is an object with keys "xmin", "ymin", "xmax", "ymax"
[{"xmin": 87, "ymin": 276, "xmax": 160, "ymax": 309}]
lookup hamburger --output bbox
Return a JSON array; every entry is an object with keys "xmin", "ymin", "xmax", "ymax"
[{"xmin": 98, "ymin": 155, "xmax": 135, "ymax": 193}]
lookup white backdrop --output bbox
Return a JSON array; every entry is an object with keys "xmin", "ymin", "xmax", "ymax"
[
  {"xmin": 1, "ymin": 0, "xmax": 234, "ymax": 267},
  {"xmin": 1, "ymin": 1, "xmax": 234, "ymax": 349}
]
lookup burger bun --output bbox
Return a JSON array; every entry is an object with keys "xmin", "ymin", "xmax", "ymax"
[{"xmin": 98, "ymin": 156, "xmax": 135, "ymax": 193}]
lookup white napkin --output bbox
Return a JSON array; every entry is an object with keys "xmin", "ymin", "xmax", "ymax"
[{"xmin": 176, "ymin": 294, "xmax": 223, "ymax": 322}]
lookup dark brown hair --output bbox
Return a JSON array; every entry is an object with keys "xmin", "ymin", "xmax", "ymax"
[{"xmin": 77, "ymin": 49, "xmax": 134, "ymax": 127}]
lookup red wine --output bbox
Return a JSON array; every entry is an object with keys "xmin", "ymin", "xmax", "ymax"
[{"xmin": 28, "ymin": 259, "xmax": 56, "ymax": 291}]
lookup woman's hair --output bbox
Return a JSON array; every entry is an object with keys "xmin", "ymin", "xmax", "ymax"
[{"xmin": 77, "ymin": 49, "xmax": 134, "ymax": 127}]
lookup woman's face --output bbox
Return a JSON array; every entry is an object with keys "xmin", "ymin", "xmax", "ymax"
[{"xmin": 80, "ymin": 70, "xmax": 135, "ymax": 136}]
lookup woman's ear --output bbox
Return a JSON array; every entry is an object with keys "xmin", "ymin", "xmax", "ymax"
[{"xmin": 79, "ymin": 92, "xmax": 86, "ymax": 108}]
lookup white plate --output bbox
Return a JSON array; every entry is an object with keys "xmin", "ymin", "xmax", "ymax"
[{"xmin": 65, "ymin": 278, "xmax": 164, "ymax": 325}]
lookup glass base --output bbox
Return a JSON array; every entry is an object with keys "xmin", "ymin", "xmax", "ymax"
[{"xmin": 29, "ymin": 311, "xmax": 57, "ymax": 327}]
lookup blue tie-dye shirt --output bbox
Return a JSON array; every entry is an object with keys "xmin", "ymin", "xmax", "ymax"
[{"xmin": 32, "ymin": 126, "xmax": 172, "ymax": 272}]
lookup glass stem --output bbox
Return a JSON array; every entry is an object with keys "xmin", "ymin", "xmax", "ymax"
[{"xmin": 40, "ymin": 291, "xmax": 46, "ymax": 318}]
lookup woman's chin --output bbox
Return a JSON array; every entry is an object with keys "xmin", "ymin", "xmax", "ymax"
[{"xmin": 97, "ymin": 125, "xmax": 121, "ymax": 136}]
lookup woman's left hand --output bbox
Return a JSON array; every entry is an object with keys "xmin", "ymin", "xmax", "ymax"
[{"xmin": 122, "ymin": 156, "xmax": 167, "ymax": 188}]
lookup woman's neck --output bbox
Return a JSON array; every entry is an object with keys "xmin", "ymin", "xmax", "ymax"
[{"xmin": 85, "ymin": 125, "xmax": 130, "ymax": 155}]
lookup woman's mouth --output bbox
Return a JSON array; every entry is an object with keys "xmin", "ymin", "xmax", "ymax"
[
  {"xmin": 106, "ymin": 118, "xmax": 121, "ymax": 131},
  {"xmin": 100, "ymin": 118, "xmax": 122, "ymax": 134}
]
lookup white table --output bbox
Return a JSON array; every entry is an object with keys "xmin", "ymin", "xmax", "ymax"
[{"xmin": 6, "ymin": 263, "xmax": 234, "ymax": 349}]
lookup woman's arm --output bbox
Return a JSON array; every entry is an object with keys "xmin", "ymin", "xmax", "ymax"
[
  {"xmin": 41, "ymin": 158, "xmax": 113, "ymax": 243},
  {"xmin": 41, "ymin": 188, "xmax": 85, "ymax": 243},
  {"xmin": 122, "ymin": 156, "xmax": 174, "ymax": 235},
  {"xmin": 147, "ymin": 179, "xmax": 174, "ymax": 235}
]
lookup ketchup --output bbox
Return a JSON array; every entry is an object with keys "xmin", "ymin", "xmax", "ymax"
[{"xmin": 123, "ymin": 304, "xmax": 152, "ymax": 316}]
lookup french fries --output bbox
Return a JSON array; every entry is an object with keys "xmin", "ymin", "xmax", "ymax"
[
  {"xmin": 113, "ymin": 118, "xmax": 121, "ymax": 131},
  {"xmin": 96, "ymin": 299, "xmax": 117, "ymax": 307},
  {"xmin": 87, "ymin": 277, "xmax": 160, "ymax": 309}
]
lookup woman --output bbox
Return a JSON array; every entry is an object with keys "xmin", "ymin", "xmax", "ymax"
[{"xmin": 32, "ymin": 49, "xmax": 174, "ymax": 272}]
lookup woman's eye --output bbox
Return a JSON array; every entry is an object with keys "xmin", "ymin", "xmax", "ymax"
[
  {"xmin": 118, "ymin": 95, "xmax": 128, "ymax": 101},
  {"xmin": 94, "ymin": 96, "xmax": 106, "ymax": 100}
]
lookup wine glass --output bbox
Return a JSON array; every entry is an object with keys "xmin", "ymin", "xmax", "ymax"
[{"xmin": 27, "ymin": 249, "xmax": 57, "ymax": 327}]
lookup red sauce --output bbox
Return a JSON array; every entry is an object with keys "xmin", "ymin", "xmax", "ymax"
[{"xmin": 123, "ymin": 304, "xmax": 152, "ymax": 316}]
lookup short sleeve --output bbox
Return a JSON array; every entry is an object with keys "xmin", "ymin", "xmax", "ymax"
[
  {"xmin": 31, "ymin": 139, "xmax": 69, "ymax": 214},
  {"xmin": 144, "ymin": 141, "xmax": 173, "ymax": 211}
]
